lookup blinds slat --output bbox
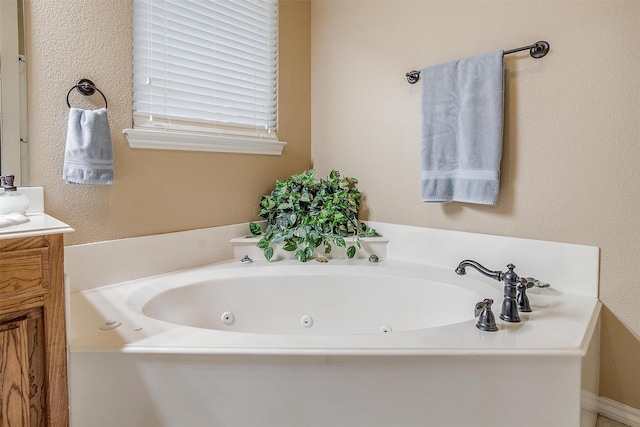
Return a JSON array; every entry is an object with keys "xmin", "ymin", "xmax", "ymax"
[{"xmin": 132, "ymin": 0, "xmax": 278, "ymax": 132}]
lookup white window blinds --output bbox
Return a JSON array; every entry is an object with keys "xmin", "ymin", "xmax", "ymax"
[{"xmin": 127, "ymin": 0, "xmax": 284, "ymax": 155}]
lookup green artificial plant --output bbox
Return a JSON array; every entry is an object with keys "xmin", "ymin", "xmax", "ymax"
[{"xmin": 249, "ymin": 169, "xmax": 378, "ymax": 262}]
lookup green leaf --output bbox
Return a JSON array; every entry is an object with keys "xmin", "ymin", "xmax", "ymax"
[
  {"xmin": 270, "ymin": 233, "xmax": 284, "ymax": 244},
  {"xmin": 257, "ymin": 237, "xmax": 270, "ymax": 249},
  {"xmin": 289, "ymin": 213, "xmax": 298, "ymax": 227},
  {"xmin": 283, "ymin": 240, "xmax": 298, "ymax": 251},
  {"xmin": 305, "ymin": 240, "xmax": 318, "ymax": 253},
  {"xmin": 365, "ymin": 228, "xmax": 378, "ymax": 237},
  {"xmin": 305, "ymin": 246, "xmax": 314, "ymax": 259},
  {"xmin": 264, "ymin": 246, "xmax": 274, "ymax": 261},
  {"xmin": 295, "ymin": 249, "xmax": 308, "ymax": 262},
  {"xmin": 275, "ymin": 214, "xmax": 289, "ymax": 231},
  {"xmin": 249, "ymin": 222, "xmax": 262, "ymax": 236},
  {"xmin": 333, "ymin": 236, "xmax": 346, "ymax": 247},
  {"xmin": 261, "ymin": 196, "xmax": 276, "ymax": 210},
  {"xmin": 307, "ymin": 227, "xmax": 319, "ymax": 238},
  {"xmin": 293, "ymin": 227, "xmax": 307, "ymax": 238},
  {"xmin": 346, "ymin": 245, "xmax": 356, "ymax": 258}
]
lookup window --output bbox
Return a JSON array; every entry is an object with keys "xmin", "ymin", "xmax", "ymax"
[{"xmin": 124, "ymin": 0, "xmax": 284, "ymax": 155}]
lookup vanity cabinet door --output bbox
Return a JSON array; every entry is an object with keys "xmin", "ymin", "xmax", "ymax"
[
  {"xmin": 0, "ymin": 315, "xmax": 31, "ymax": 426},
  {"xmin": 0, "ymin": 234, "xmax": 67, "ymax": 427},
  {"xmin": 0, "ymin": 309, "xmax": 46, "ymax": 427}
]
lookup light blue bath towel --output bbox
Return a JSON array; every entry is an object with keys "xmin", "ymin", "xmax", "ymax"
[
  {"xmin": 63, "ymin": 107, "xmax": 114, "ymax": 185},
  {"xmin": 420, "ymin": 50, "xmax": 504, "ymax": 205}
]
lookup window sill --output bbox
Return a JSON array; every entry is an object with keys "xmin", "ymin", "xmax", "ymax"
[{"xmin": 123, "ymin": 128, "xmax": 286, "ymax": 156}]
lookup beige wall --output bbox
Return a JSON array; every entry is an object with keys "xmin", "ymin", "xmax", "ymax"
[
  {"xmin": 311, "ymin": 0, "xmax": 640, "ymax": 409},
  {"xmin": 25, "ymin": 0, "xmax": 311, "ymax": 246}
]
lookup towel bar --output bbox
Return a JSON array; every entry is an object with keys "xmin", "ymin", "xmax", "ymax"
[
  {"xmin": 405, "ymin": 41, "xmax": 549, "ymax": 84},
  {"xmin": 66, "ymin": 78, "xmax": 108, "ymax": 108}
]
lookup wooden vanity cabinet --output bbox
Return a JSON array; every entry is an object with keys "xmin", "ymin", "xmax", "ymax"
[{"xmin": 0, "ymin": 234, "xmax": 68, "ymax": 426}]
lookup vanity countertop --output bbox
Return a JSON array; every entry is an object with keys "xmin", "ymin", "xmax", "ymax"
[
  {"xmin": 0, "ymin": 213, "xmax": 74, "ymax": 240},
  {"xmin": 0, "ymin": 186, "xmax": 74, "ymax": 239}
]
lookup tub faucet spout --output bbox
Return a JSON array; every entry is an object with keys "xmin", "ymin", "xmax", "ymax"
[
  {"xmin": 455, "ymin": 260, "xmax": 502, "ymax": 281},
  {"xmin": 455, "ymin": 260, "xmax": 524, "ymax": 323}
]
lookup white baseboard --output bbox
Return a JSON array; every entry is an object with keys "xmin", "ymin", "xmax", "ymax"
[
  {"xmin": 582, "ymin": 390, "xmax": 640, "ymax": 427},
  {"xmin": 599, "ymin": 396, "xmax": 640, "ymax": 427}
]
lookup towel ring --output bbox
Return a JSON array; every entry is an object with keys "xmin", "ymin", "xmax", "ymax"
[{"xmin": 66, "ymin": 79, "xmax": 108, "ymax": 109}]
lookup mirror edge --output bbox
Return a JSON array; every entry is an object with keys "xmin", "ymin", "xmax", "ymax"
[{"xmin": 0, "ymin": 0, "xmax": 27, "ymax": 186}]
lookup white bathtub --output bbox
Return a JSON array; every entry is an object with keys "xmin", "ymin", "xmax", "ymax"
[
  {"xmin": 69, "ymin": 256, "xmax": 600, "ymax": 427},
  {"xmin": 134, "ymin": 263, "xmax": 491, "ymax": 335}
]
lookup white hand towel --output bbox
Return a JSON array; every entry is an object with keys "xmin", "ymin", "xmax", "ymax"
[
  {"xmin": 420, "ymin": 50, "xmax": 504, "ymax": 205},
  {"xmin": 63, "ymin": 107, "xmax": 114, "ymax": 185}
]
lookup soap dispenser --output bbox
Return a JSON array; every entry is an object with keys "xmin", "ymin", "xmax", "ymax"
[{"xmin": 0, "ymin": 175, "xmax": 30, "ymax": 215}]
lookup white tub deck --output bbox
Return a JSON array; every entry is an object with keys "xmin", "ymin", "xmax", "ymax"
[{"xmin": 69, "ymin": 259, "xmax": 599, "ymax": 357}]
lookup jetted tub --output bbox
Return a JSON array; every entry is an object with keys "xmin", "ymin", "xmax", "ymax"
[
  {"xmin": 68, "ymin": 258, "xmax": 600, "ymax": 427},
  {"xmin": 135, "ymin": 264, "xmax": 491, "ymax": 335}
]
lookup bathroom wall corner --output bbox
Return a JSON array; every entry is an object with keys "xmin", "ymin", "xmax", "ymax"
[{"xmin": 582, "ymin": 317, "xmax": 601, "ymax": 394}]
